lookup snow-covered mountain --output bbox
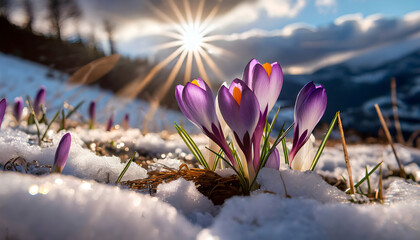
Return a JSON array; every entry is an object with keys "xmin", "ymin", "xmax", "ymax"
[{"xmin": 277, "ymin": 48, "xmax": 420, "ymax": 136}]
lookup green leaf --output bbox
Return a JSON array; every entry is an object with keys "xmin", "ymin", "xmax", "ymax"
[
  {"xmin": 174, "ymin": 123, "xmax": 209, "ymax": 169},
  {"xmin": 65, "ymin": 100, "xmax": 84, "ymax": 119},
  {"xmin": 26, "ymin": 98, "xmax": 41, "ymax": 146},
  {"xmin": 366, "ymin": 166, "xmax": 371, "ymax": 194},
  {"xmin": 309, "ymin": 111, "xmax": 339, "ymax": 171},
  {"xmin": 212, "ymin": 148, "xmax": 223, "ymax": 171},
  {"xmin": 115, "ymin": 152, "xmax": 136, "ymax": 184},
  {"xmin": 41, "ymin": 109, "xmax": 60, "ymax": 141},
  {"xmin": 250, "ymin": 123, "xmax": 294, "ymax": 190},
  {"xmin": 345, "ymin": 161, "xmax": 383, "ymax": 193},
  {"xmin": 282, "ymin": 135, "xmax": 289, "ymax": 165}
]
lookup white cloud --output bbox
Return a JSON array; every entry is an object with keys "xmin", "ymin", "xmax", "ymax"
[
  {"xmin": 258, "ymin": 0, "xmax": 307, "ymax": 18},
  {"xmin": 315, "ymin": 0, "xmax": 336, "ymax": 13}
]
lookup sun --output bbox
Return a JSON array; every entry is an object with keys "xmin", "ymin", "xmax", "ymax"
[
  {"xmin": 118, "ymin": 0, "xmax": 232, "ymax": 131},
  {"xmin": 181, "ymin": 24, "xmax": 204, "ymax": 52}
]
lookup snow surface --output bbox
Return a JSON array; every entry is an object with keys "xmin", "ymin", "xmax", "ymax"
[{"xmin": 1, "ymin": 53, "xmax": 420, "ymax": 239}]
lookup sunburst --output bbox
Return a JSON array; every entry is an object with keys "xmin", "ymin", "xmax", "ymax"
[{"xmin": 117, "ymin": 0, "xmax": 230, "ymax": 131}]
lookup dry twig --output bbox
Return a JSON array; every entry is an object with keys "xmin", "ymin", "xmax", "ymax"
[
  {"xmin": 374, "ymin": 104, "xmax": 406, "ymax": 178},
  {"xmin": 337, "ymin": 112, "xmax": 354, "ymax": 194}
]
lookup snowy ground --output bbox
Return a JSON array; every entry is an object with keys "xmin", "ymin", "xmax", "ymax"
[{"xmin": 1, "ymin": 53, "xmax": 420, "ymax": 239}]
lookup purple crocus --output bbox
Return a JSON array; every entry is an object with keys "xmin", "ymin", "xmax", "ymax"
[
  {"xmin": 176, "ymin": 78, "xmax": 235, "ymax": 166},
  {"xmin": 243, "ymin": 59, "xmax": 283, "ymax": 115},
  {"xmin": 106, "ymin": 113, "xmax": 114, "ymax": 131},
  {"xmin": 218, "ymin": 79, "xmax": 260, "ymax": 167},
  {"xmin": 122, "ymin": 113, "xmax": 129, "ymax": 130},
  {"xmin": 34, "ymin": 86, "xmax": 46, "ymax": 115},
  {"xmin": 88, "ymin": 101, "xmax": 96, "ymax": 129},
  {"xmin": 52, "ymin": 133, "xmax": 71, "ymax": 173},
  {"xmin": 289, "ymin": 81, "xmax": 327, "ymax": 164},
  {"xmin": 265, "ymin": 148, "xmax": 280, "ymax": 170},
  {"xmin": 14, "ymin": 97, "xmax": 23, "ymax": 122},
  {"xmin": 242, "ymin": 59, "xmax": 283, "ymax": 169},
  {"xmin": 0, "ymin": 98, "xmax": 6, "ymax": 128}
]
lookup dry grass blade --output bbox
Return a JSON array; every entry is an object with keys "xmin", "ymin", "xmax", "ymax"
[
  {"xmin": 378, "ymin": 165, "xmax": 384, "ymax": 203},
  {"xmin": 67, "ymin": 54, "xmax": 121, "ymax": 84},
  {"xmin": 374, "ymin": 104, "xmax": 406, "ymax": 178},
  {"xmin": 390, "ymin": 78, "xmax": 405, "ymax": 144},
  {"xmin": 337, "ymin": 112, "xmax": 354, "ymax": 194},
  {"xmin": 123, "ymin": 164, "xmax": 241, "ymax": 205}
]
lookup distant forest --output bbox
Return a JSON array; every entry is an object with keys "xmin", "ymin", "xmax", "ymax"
[{"xmin": 0, "ymin": 0, "xmax": 180, "ymax": 108}]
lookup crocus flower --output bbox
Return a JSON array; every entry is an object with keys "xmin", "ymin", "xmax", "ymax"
[
  {"xmin": 88, "ymin": 101, "xmax": 96, "ymax": 129},
  {"xmin": 34, "ymin": 86, "xmax": 46, "ymax": 115},
  {"xmin": 14, "ymin": 97, "xmax": 23, "ymax": 122},
  {"xmin": 52, "ymin": 133, "xmax": 71, "ymax": 173},
  {"xmin": 242, "ymin": 59, "xmax": 283, "ymax": 169},
  {"xmin": 289, "ymin": 82, "xmax": 327, "ymax": 164},
  {"xmin": 176, "ymin": 78, "xmax": 235, "ymax": 165},
  {"xmin": 218, "ymin": 79, "xmax": 260, "ymax": 166},
  {"xmin": 0, "ymin": 98, "xmax": 6, "ymax": 128},
  {"xmin": 243, "ymin": 59, "xmax": 283, "ymax": 115},
  {"xmin": 265, "ymin": 148, "xmax": 280, "ymax": 170},
  {"xmin": 106, "ymin": 113, "xmax": 114, "ymax": 131},
  {"xmin": 122, "ymin": 113, "xmax": 129, "ymax": 130}
]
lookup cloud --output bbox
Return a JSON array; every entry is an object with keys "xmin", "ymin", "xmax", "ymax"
[
  {"xmin": 315, "ymin": 0, "xmax": 336, "ymax": 13},
  {"xmin": 199, "ymin": 11, "xmax": 420, "ymax": 77}
]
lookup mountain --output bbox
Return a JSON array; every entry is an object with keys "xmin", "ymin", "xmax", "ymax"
[{"xmin": 277, "ymin": 48, "xmax": 420, "ymax": 137}]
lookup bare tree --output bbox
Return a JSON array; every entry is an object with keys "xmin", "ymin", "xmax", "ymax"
[
  {"xmin": 47, "ymin": 0, "xmax": 81, "ymax": 41},
  {"xmin": 23, "ymin": 0, "xmax": 34, "ymax": 31},
  {"xmin": 0, "ymin": 0, "xmax": 10, "ymax": 19},
  {"xmin": 103, "ymin": 19, "xmax": 117, "ymax": 54}
]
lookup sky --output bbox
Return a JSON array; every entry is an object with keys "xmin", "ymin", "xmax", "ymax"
[{"xmin": 9, "ymin": 0, "xmax": 420, "ymax": 78}]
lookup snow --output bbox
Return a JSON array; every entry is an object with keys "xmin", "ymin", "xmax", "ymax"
[
  {"xmin": 1, "ymin": 52, "xmax": 420, "ymax": 239},
  {"xmin": 0, "ymin": 172, "xmax": 200, "ymax": 240},
  {"xmin": 0, "ymin": 127, "xmax": 147, "ymax": 183}
]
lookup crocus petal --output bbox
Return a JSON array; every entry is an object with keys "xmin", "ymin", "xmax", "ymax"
[
  {"xmin": 52, "ymin": 133, "xmax": 71, "ymax": 173},
  {"xmin": 218, "ymin": 80, "xmax": 259, "ymax": 139},
  {"xmin": 252, "ymin": 64, "xmax": 271, "ymax": 112},
  {"xmin": 88, "ymin": 101, "xmax": 96, "ymax": 122},
  {"xmin": 34, "ymin": 86, "xmax": 46, "ymax": 115},
  {"xmin": 242, "ymin": 59, "xmax": 259, "ymax": 88},
  {"xmin": 267, "ymin": 63, "xmax": 283, "ymax": 112},
  {"xmin": 265, "ymin": 148, "xmax": 280, "ymax": 170},
  {"xmin": 296, "ymin": 87, "xmax": 327, "ymax": 136},
  {"xmin": 175, "ymin": 85, "xmax": 193, "ymax": 121},
  {"xmin": 182, "ymin": 82, "xmax": 218, "ymax": 131},
  {"xmin": 0, "ymin": 98, "xmax": 6, "ymax": 128},
  {"xmin": 122, "ymin": 113, "xmax": 129, "ymax": 130},
  {"xmin": 14, "ymin": 97, "xmax": 23, "ymax": 122},
  {"xmin": 291, "ymin": 134, "xmax": 315, "ymax": 171},
  {"xmin": 294, "ymin": 81, "xmax": 316, "ymax": 120},
  {"xmin": 106, "ymin": 114, "xmax": 114, "ymax": 131}
]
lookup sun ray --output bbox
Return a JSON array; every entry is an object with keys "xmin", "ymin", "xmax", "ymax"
[
  {"xmin": 183, "ymin": 0, "xmax": 193, "ymax": 24},
  {"xmin": 154, "ymin": 40, "xmax": 183, "ymax": 51},
  {"xmin": 168, "ymin": 0, "xmax": 188, "ymax": 28},
  {"xmin": 198, "ymin": 47, "xmax": 226, "ymax": 81},
  {"xmin": 117, "ymin": 46, "xmax": 184, "ymax": 99},
  {"xmin": 201, "ymin": 42, "xmax": 234, "ymax": 58},
  {"xmin": 193, "ymin": 47, "xmax": 211, "ymax": 87},
  {"xmin": 142, "ymin": 49, "xmax": 188, "ymax": 130},
  {"xmin": 146, "ymin": 2, "xmax": 184, "ymax": 34},
  {"xmin": 160, "ymin": 32, "xmax": 184, "ymax": 40},
  {"xmin": 184, "ymin": 50, "xmax": 193, "ymax": 83},
  {"xmin": 195, "ymin": 0, "xmax": 205, "ymax": 26},
  {"xmin": 199, "ymin": 3, "xmax": 220, "ymax": 32}
]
